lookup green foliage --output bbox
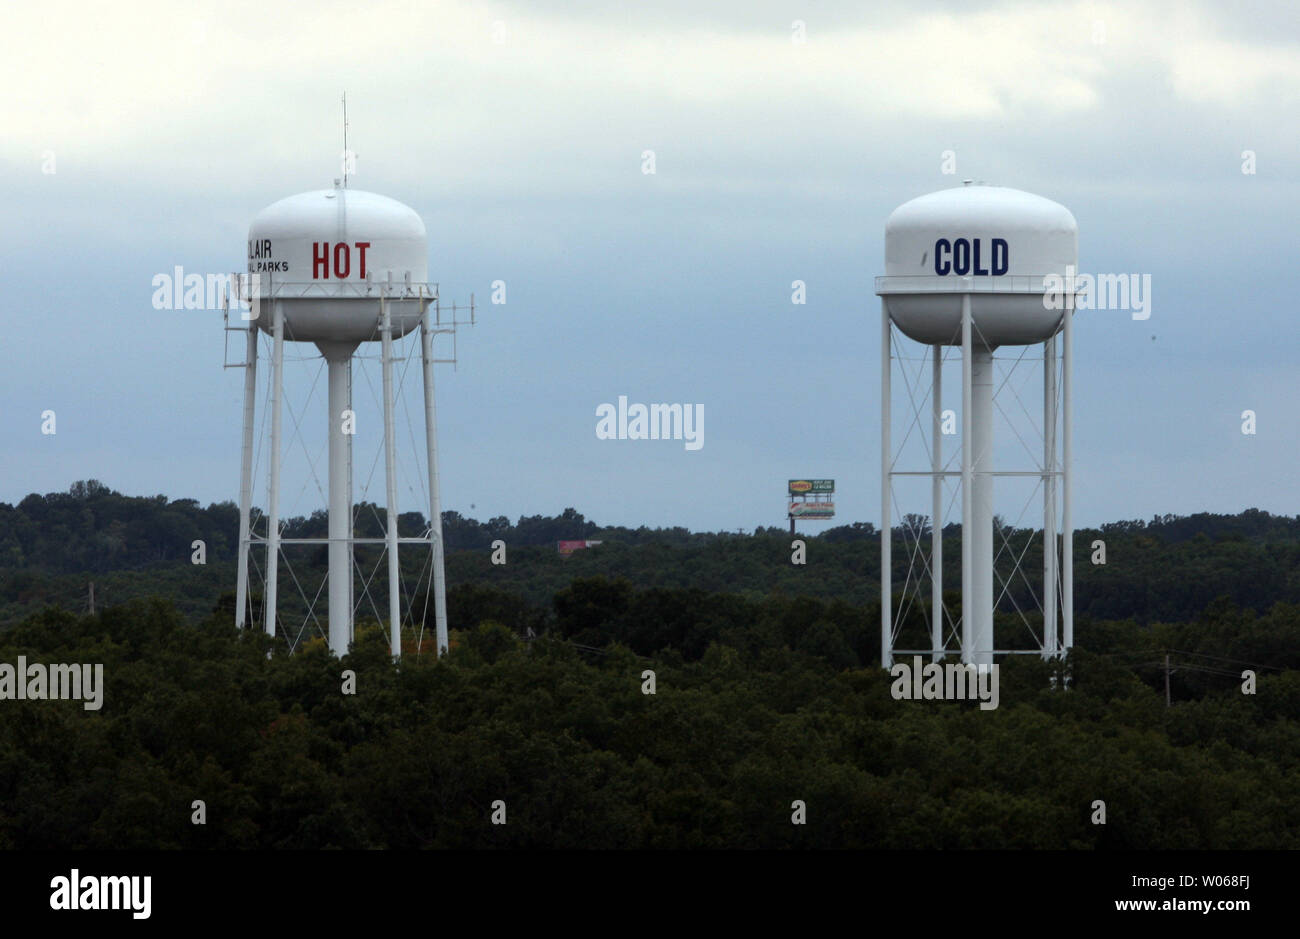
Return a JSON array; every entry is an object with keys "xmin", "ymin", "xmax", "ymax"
[
  {"xmin": 6, "ymin": 484, "xmax": 1299, "ymax": 632},
  {"xmin": 0, "ymin": 588, "xmax": 1295, "ymax": 848},
  {"xmin": 0, "ymin": 488, "xmax": 1297, "ymax": 848}
]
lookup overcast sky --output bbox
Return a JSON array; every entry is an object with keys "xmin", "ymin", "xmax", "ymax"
[{"xmin": 2, "ymin": 0, "xmax": 1298, "ymax": 533}]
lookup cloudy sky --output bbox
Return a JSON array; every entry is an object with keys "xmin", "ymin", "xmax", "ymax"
[{"xmin": 2, "ymin": 0, "xmax": 1298, "ymax": 532}]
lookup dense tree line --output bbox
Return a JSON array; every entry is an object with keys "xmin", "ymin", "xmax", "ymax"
[
  {"xmin": 0, "ymin": 482, "xmax": 709, "ymax": 576},
  {"xmin": 3, "ymin": 482, "xmax": 1299, "ymax": 629},
  {"xmin": 2, "ymin": 483, "xmax": 1298, "ymax": 849},
  {"xmin": 0, "ymin": 591, "xmax": 1296, "ymax": 849}
]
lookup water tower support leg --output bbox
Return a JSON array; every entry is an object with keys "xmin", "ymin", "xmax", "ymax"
[
  {"xmin": 1063, "ymin": 306, "xmax": 1074, "ymax": 653},
  {"xmin": 960, "ymin": 295, "xmax": 973, "ymax": 665},
  {"xmin": 264, "ymin": 302, "xmax": 284, "ymax": 640},
  {"xmin": 235, "ymin": 322, "xmax": 258, "ymax": 630},
  {"xmin": 381, "ymin": 299, "xmax": 402, "ymax": 659},
  {"xmin": 880, "ymin": 302, "xmax": 892, "ymax": 669},
  {"xmin": 420, "ymin": 305, "xmax": 450, "ymax": 657},
  {"xmin": 326, "ymin": 351, "xmax": 354, "ymax": 657},
  {"xmin": 1043, "ymin": 336, "xmax": 1058, "ymax": 658},
  {"xmin": 970, "ymin": 344, "xmax": 994, "ymax": 669},
  {"xmin": 931, "ymin": 344, "xmax": 943, "ymax": 662}
]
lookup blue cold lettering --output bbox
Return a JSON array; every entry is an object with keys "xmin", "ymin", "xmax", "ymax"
[
  {"xmin": 934, "ymin": 238, "xmax": 951, "ymax": 275},
  {"xmin": 933, "ymin": 238, "xmax": 1009, "ymax": 276}
]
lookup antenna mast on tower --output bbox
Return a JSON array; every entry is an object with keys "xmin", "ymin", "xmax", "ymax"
[{"xmin": 341, "ymin": 92, "xmax": 349, "ymax": 188}]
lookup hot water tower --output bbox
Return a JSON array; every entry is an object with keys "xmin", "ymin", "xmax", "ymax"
[
  {"xmin": 228, "ymin": 184, "xmax": 469, "ymax": 659},
  {"xmin": 876, "ymin": 183, "xmax": 1078, "ymax": 667}
]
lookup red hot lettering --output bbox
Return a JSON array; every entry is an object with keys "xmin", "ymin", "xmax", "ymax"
[{"xmin": 311, "ymin": 242, "xmax": 373, "ymax": 279}]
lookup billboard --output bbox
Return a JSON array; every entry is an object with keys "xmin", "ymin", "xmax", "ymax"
[
  {"xmin": 789, "ymin": 501, "xmax": 835, "ymax": 519},
  {"xmin": 558, "ymin": 540, "xmax": 603, "ymax": 555},
  {"xmin": 788, "ymin": 479, "xmax": 835, "ymax": 495}
]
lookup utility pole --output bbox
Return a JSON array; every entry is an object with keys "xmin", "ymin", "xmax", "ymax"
[
  {"xmin": 88, "ymin": 581, "xmax": 95, "ymax": 616},
  {"xmin": 1164, "ymin": 652, "xmax": 1171, "ymax": 707}
]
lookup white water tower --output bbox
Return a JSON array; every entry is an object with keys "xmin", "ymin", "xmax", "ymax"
[
  {"xmin": 876, "ymin": 183, "xmax": 1078, "ymax": 667},
  {"xmin": 229, "ymin": 184, "xmax": 466, "ymax": 658}
]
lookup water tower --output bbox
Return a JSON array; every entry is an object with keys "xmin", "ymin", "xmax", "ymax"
[
  {"xmin": 875, "ymin": 183, "xmax": 1078, "ymax": 667},
  {"xmin": 228, "ymin": 184, "xmax": 468, "ymax": 658}
]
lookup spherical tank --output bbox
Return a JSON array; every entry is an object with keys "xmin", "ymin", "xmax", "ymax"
[
  {"xmin": 246, "ymin": 188, "xmax": 431, "ymax": 343},
  {"xmin": 879, "ymin": 185, "xmax": 1077, "ymax": 348}
]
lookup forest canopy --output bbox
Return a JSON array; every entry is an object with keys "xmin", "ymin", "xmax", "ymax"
[{"xmin": 0, "ymin": 482, "xmax": 1296, "ymax": 849}]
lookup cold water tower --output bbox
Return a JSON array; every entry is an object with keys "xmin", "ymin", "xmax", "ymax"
[{"xmin": 876, "ymin": 183, "xmax": 1078, "ymax": 668}]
